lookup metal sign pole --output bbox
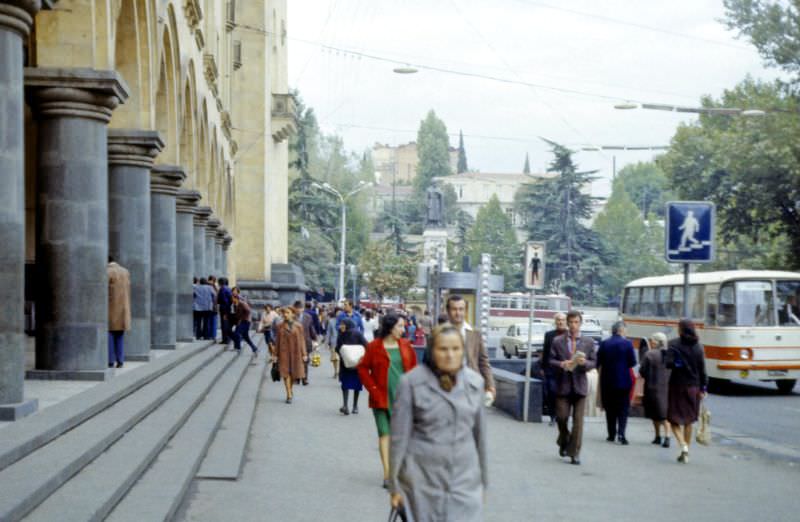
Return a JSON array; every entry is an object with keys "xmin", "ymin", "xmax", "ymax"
[
  {"xmin": 522, "ymin": 288, "xmax": 536, "ymax": 423},
  {"xmin": 682, "ymin": 263, "xmax": 690, "ymax": 318}
]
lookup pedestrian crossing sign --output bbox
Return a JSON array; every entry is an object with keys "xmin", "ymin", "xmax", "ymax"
[{"xmin": 665, "ymin": 201, "xmax": 715, "ymax": 263}]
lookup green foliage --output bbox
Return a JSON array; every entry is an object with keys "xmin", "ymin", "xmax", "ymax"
[
  {"xmin": 515, "ymin": 142, "xmax": 609, "ymax": 303},
  {"xmin": 359, "ymin": 241, "xmax": 421, "ymax": 301},
  {"xmin": 414, "ymin": 110, "xmax": 452, "ymax": 194},
  {"xmin": 658, "ymin": 78, "xmax": 800, "ymax": 269},
  {"xmin": 450, "ymin": 209, "xmax": 475, "ymax": 269},
  {"xmin": 288, "ymin": 225, "xmax": 337, "ymax": 292},
  {"xmin": 723, "ymin": 0, "xmax": 800, "ymax": 83},
  {"xmin": 593, "ymin": 178, "xmax": 670, "ymax": 300},
  {"xmin": 615, "ymin": 161, "xmax": 675, "ymax": 218},
  {"xmin": 466, "ymin": 195, "xmax": 522, "ymax": 291},
  {"xmin": 457, "ymin": 130, "xmax": 468, "ymax": 173}
]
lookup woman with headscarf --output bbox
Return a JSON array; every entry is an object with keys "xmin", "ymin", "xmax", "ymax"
[
  {"xmin": 639, "ymin": 332, "xmax": 672, "ymax": 448},
  {"xmin": 389, "ymin": 324, "xmax": 488, "ymax": 522},
  {"xmin": 335, "ymin": 318, "xmax": 366, "ymax": 415},
  {"xmin": 271, "ymin": 307, "xmax": 307, "ymax": 404},
  {"xmin": 666, "ymin": 319, "xmax": 708, "ymax": 463},
  {"xmin": 357, "ymin": 313, "xmax": 417, "ymax": 489}
]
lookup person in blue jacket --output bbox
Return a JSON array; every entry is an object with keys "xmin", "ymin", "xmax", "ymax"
[
  {"xmin": 336, "ymin": 299, "xmax": 364, "ymax": 334},
  {"xmin": 597, "ymin": 321, "xmax": 637, "ymax": 445}
]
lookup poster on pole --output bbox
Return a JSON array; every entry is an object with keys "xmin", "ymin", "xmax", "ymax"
[{"xmin": 524, "ymin": 241, "xmax": 546, "ymax": 290}]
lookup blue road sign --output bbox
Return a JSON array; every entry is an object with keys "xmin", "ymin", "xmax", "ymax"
[{"xmin": 665, "ymin": 201, "xmax": 715, "ymax": 263}]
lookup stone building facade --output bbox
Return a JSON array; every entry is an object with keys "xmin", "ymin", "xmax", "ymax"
[
  {"xmin": 0, "ymin": 0, "xmax": 295, "ymax": 420},
  {"xmin": 372, "ymin": 141, "xmax": 459, "ymax": 184}
]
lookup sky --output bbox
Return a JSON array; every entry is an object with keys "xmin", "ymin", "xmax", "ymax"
[{"xmin": 287, "ymin": 0, "xmax": 784, "ymax": 197}]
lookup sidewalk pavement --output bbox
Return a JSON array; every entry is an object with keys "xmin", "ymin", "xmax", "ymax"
[{"xmin": 178, "ymin": 355, "xmax": 799, "ymax": 522}]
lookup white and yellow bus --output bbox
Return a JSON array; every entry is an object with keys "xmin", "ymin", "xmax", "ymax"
[{"xmin": 621, "ymin": 270, "xmax": 800, "ymax": 394}]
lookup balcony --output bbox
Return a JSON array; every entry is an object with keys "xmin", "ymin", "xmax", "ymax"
[{"xmin": 271, "ymin": 93, "xmax": 296, "ymax": 143}]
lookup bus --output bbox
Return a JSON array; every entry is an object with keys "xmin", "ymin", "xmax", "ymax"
[
  {"xmin": 621, "ymin": 270, "xmax": 800, "ymax": 393},
  {"xmin": 488, "ymin": 292, "xmax": 571, "ymax": 337}
]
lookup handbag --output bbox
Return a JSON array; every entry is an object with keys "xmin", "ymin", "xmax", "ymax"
[
  {"xmin": 340, "ymin": 344, "xmax": 366, "ymax": 368},
  {"xmin": 696, "ymin": 401, "xmax": 711, "ymax": 445},
  {"xmin": 388, "ymin": 506, "xmax": 408, "ymax": 522},
  {"xmin": 270, "ymin": 363, "xmax": 280, "ymax": 382}
]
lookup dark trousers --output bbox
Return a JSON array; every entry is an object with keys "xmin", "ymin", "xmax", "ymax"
[
  {"xmin": 108, "ymin": 331, "xmax": 124, "ymax": 364},
  {"xmin": 202, "ymin": 311, "xmax": 216, "ymax": 340},
  {"xmin": 232, "ymin": 321, "xmax": 258, "ymax": 352},
  {"xmin": 193, "ymin": 311, "xmax": 204, "ymax": 339},
  {"xmin": 220, "ymin": 313, "xmax": 231, "ymax": 343},
  {"xmin": 543, "ymin": 369, "xmax": 557, "ymax": 419},
  {"xmin": 556, "ymin": 394, "xmax": 586, "ymax": 458},
  {"xmin": 603, "ymin": 387, "xmax": 631, "ymax": 439}
]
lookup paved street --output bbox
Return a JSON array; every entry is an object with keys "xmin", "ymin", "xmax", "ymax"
[
  {"xmin": 177, "ymin": 352, "xmax": 799, "ymax": 522},
  {"xmin": 706, "ymin": 378, "xmax": 800, "ymax": 452}
]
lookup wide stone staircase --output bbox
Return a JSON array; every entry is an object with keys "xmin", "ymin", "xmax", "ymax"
[{"xmin": 0, "ymin": 341, "xmax": 266, "ymax": 521}]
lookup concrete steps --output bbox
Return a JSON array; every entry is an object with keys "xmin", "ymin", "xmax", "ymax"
[
  {"xmin": 23, "ymin": 351, "xmax": 240, "ymax": 522},
  {"xmin": 0, "ymin": 345, "xmax": 223, "ymax": 522},
  {"xmin": 196, "ymin": 357, "xmax": 267, "ymax": 480},
  {"xmin": 106, "ymin": 353, "xmax": 254, "ymax": 522}
]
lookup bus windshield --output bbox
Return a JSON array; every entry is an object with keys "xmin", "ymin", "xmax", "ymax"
[
  {"xmin": 776, "ymin": 280, "xmax": 800, "ymax": 327},
  {"xmin": 719, "ymin": 280, "xmax": 774, "ymax": 327}
]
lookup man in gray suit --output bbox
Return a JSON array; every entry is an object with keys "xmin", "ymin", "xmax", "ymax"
[
  {"xmin": 549, "ymin": 310, "xmax": 596, "ymax": 465},
  {"xmin": 445, "ymin": 295, "xmax": 496, "ymax": 402}
]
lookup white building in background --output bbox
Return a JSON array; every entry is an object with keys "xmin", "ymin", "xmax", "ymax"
[
  {"xmin": 372, "ymin": 142, "xmax": 460, "ymax": 184},
  {"xmin": 435, "ymin": 171, "xmax": 556, "ymax": 240}
]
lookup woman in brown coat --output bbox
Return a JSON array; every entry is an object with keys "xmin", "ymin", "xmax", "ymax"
[
  {"xmin": 271, "ymin": 307, "xmax": 307, "ymax": 403},
  {"xmin": 639, "ymin": 332, "xmax": 671, "ymax": 448}
]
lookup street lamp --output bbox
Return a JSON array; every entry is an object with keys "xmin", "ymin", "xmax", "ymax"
[
  {"xmin": 311, "ymin": 180, "xmax": 373, "ymax": 302},
  {"xmin": 614, "ymin": 101, "xmax": 773, "ymax": 116}
]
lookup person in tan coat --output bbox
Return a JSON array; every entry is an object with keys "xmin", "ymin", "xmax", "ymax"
[
  {"xmin": 108, "ymin": 257, "xmax": 131, "ymax": 368},
  {"xmin": 271, "ymin": 307, "xmax": 307, "ymax": 403}
]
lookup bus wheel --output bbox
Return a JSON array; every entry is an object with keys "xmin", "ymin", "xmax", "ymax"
[{"xmin": 776, "ymin": 380, "xmax": 797, "ymax": 394}]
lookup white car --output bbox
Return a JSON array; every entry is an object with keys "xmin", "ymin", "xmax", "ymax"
[
  {"xmin": 500, "ymin": 322, "xmax": 549, "ymax": 359},
  {"xmin": 578, "ymin": 313, "xmax": 604, "ymax": 345}
]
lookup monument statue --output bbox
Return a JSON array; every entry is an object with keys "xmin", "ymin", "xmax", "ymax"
[{"xmin": 426, "ymin": 186, "xmax": 444, "ymax": 228}]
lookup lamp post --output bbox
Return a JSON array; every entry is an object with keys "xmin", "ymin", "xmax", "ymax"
[{"xmin": 312, "ymin": 180, "xmax": 373, "ymax": 302}]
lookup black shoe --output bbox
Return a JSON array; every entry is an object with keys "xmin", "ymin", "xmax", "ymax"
[
  {"xmin": 108, "ymin": 363, "xmax": 114, "ymax": 368},
  {"xmin": 606, "ymin": 436, "xmax": 615, "ymax": 442},
  {"xmin": 382, "ymin": 479, "xmax": 389, "ymax": 489},
  {"xmin": 352, "ymin": 406, "xmax": 359, "ymax": 414},
  {"xmin": 302, "ymin": 379, "xmax": 309, "ymax": 386},
  {"xmin": 652, "ymin": 436, "xmax": 662, "ymax": 445},
  {"xmin": 570, "ymin": 457, "xmax": 581, "ymax": 465},
  {"xmin": 340, "ymin": 406, "xmax": 349, "ymax": 415},
  {"xmin": 559, "ymin": 446, "xmax": 567, "ymax": 457},
  {"xmin": 115, "ymin": 362, "xmax": 123, "ymax": 369},
  {"xmin": 619, "ymin": 437, "xmax": 629, "ymax": 445},
  {"xmin": 662, "ymin": 437, "xmax": 670, "ymax": 448}
]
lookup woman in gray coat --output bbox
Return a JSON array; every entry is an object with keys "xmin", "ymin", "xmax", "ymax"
[{"xmin": 389, "ymin": 324, "xmax": 488, "ymax": 522}]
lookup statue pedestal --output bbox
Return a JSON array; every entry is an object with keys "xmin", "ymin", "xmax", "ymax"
[{"xmin": 422, "ymin": 228, "xmax": 448, "ymax": 268}]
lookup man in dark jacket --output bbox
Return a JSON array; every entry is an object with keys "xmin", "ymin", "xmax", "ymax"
[
  {"xmin": 217, "ymin": 277, "xmax": 233, "ymax": 345},
  {"xmin": 597, "ymin": 321, "xmax": 637, "ymax": 444},
  {"xmin": 549, "ymin": 311, "xmax": 596, "ymax": 465},
  {"xmin": 541, "ymin": 312, "xmax": 567, "ymax": 425}
]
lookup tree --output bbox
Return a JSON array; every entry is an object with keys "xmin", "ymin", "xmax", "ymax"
[
  {"xmin": 450, "ymin": 209, "xmax": 475, "ymax": 269},
  {"xmin": 466, "ymin": 195, "xmax": 522, "ymax": 291},
  {"xmin": 515, "ymin": 141, "xmax": 609, "ymax": 302},
  {"xmin": 593, "ymin": 178, "xmax": 669, "ymax": 300},
  {"xmin": 658, "ymin": 78, "xmax": 800, "ymax": 269},
  {"xmin": 723, "ymin": 0, "xmax": 800, "ymax": 83},
  {"xmin": 288, "ymin": 225, "xmax": 337, "ymax": 292},
  {"xmin": 616, "ymin": 161, "xmax": 675, "ymax": 218},
  {"xmin": 414, "ymin": 110, "xmax": 452, "ymax": 194},
  {"xmin": 359, "ymin": 241, "xmax": 420, "ymax": 301},
  {"xmin": 523, "ymin": 153, "xmax": 531, "ymax": 174},
  {"xmin": 457, "ymin": 130, "xmax": 468, "ymax": 173}
]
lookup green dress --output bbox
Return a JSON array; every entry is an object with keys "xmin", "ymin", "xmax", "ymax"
[{"xmin": 373, "ymin": 346, "xmax": 404, "ymax": 436}]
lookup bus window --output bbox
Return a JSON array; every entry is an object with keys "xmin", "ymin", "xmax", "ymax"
[
  {"xmin": 706, "ymin": 293, "xmax": 718, "ymax": 325},
  {"xmin": 689, "ymin": 286, "xmax": 705, "ymax": 319},
  {"xmin": 641, "ymin": 287, "xmax": 656, "ymax": 317},
  {"xmin": 670, "ymin": 286, "xmax": 683, "ymax": 317},
  {"xmin": 776, "ymin": 281, "xmax": 800, "ymax": 326},
  {"xmin": 656, "ymin": 286, "xmax": 671, "ymax": 317},
  {"xmin": 623, "ymin": 288, "xmax": 641, "ymax": 315},
  {"xmin": 719, "ymin": 281, "xmax": 775, "ymax": 326}
]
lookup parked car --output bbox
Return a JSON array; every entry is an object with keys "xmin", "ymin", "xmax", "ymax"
[{"xmin": 500, "ymin": 322, "xmax": 549, "ymax": 359}]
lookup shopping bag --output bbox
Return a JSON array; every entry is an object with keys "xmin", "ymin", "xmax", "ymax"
[
  {"xmin": 340, "ymin": 344, "xmax": 366, "ymax": 368},
  {"xmin": 310, "ymin": 350, "xmax": 322, "ymax": 368},
  {"xmin": 696, "ymin": 402, "xmax": 711, "ymax": 445},
  {"xmin": 631, "ymin": 373, "xmax": 645, "ymax": 407}
]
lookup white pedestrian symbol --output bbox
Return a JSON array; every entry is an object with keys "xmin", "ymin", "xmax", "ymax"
[{"xmin": 678, "ymin": 210, "xmax": 700, "ymax": 249}]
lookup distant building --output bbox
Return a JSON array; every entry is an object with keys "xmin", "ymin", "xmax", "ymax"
[
  {"xmin": 435, "ymin": 171, "xmax": 556, "ymax": 240},
  {"xmin": 371, "ymin": 183, "xmax": 415, "ymax": 215},
  {"xmin": 372, "ymin": 142, "xmax": 460, "ymax": 184}
]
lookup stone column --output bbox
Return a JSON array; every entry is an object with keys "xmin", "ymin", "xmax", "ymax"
[
  {"xmin": 0, "ymin": 0, "xmax": 40, "ymax": 419},
  {"xmin": 215, "ymin": 228, "xmax": 226, "ymax": 277},
  {"xmin": 26, "ymin": 68, "xmax": 129, "ymax": 381},
  {"xmin": 205, "ymin": 216, "xmax": 220, "ymax": 277},
  {"xmin": 150, "ymin": 165, "xmax": 185, "ymax": 350},
  {"xmin": 175, "ymin": 189, "xmax": 200, "ymax": 342},
  {"xmin": 193, "ymin": 206, "xmax": 211, "ymax": 279},
  {"xmin": 107, "ymin": 130, "xmax": 164, "ymax": 362},
  {"xmin": 222, "ymin": 234, "xmax": 233, "ymax": 278}
]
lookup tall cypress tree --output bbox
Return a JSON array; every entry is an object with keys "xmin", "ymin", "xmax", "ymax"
[
  {"xmin": 523, "ymin": 153, "xmax": 531, "ymax": 174},
  {"xmin": 457, "ymin": 130, "xmax": 468, "ymax": 173}
]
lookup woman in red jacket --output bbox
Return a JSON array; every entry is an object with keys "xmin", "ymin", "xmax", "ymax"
[{"xmin": 357, "ymin": 312, "xmax": 417, "ymax": 488}]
